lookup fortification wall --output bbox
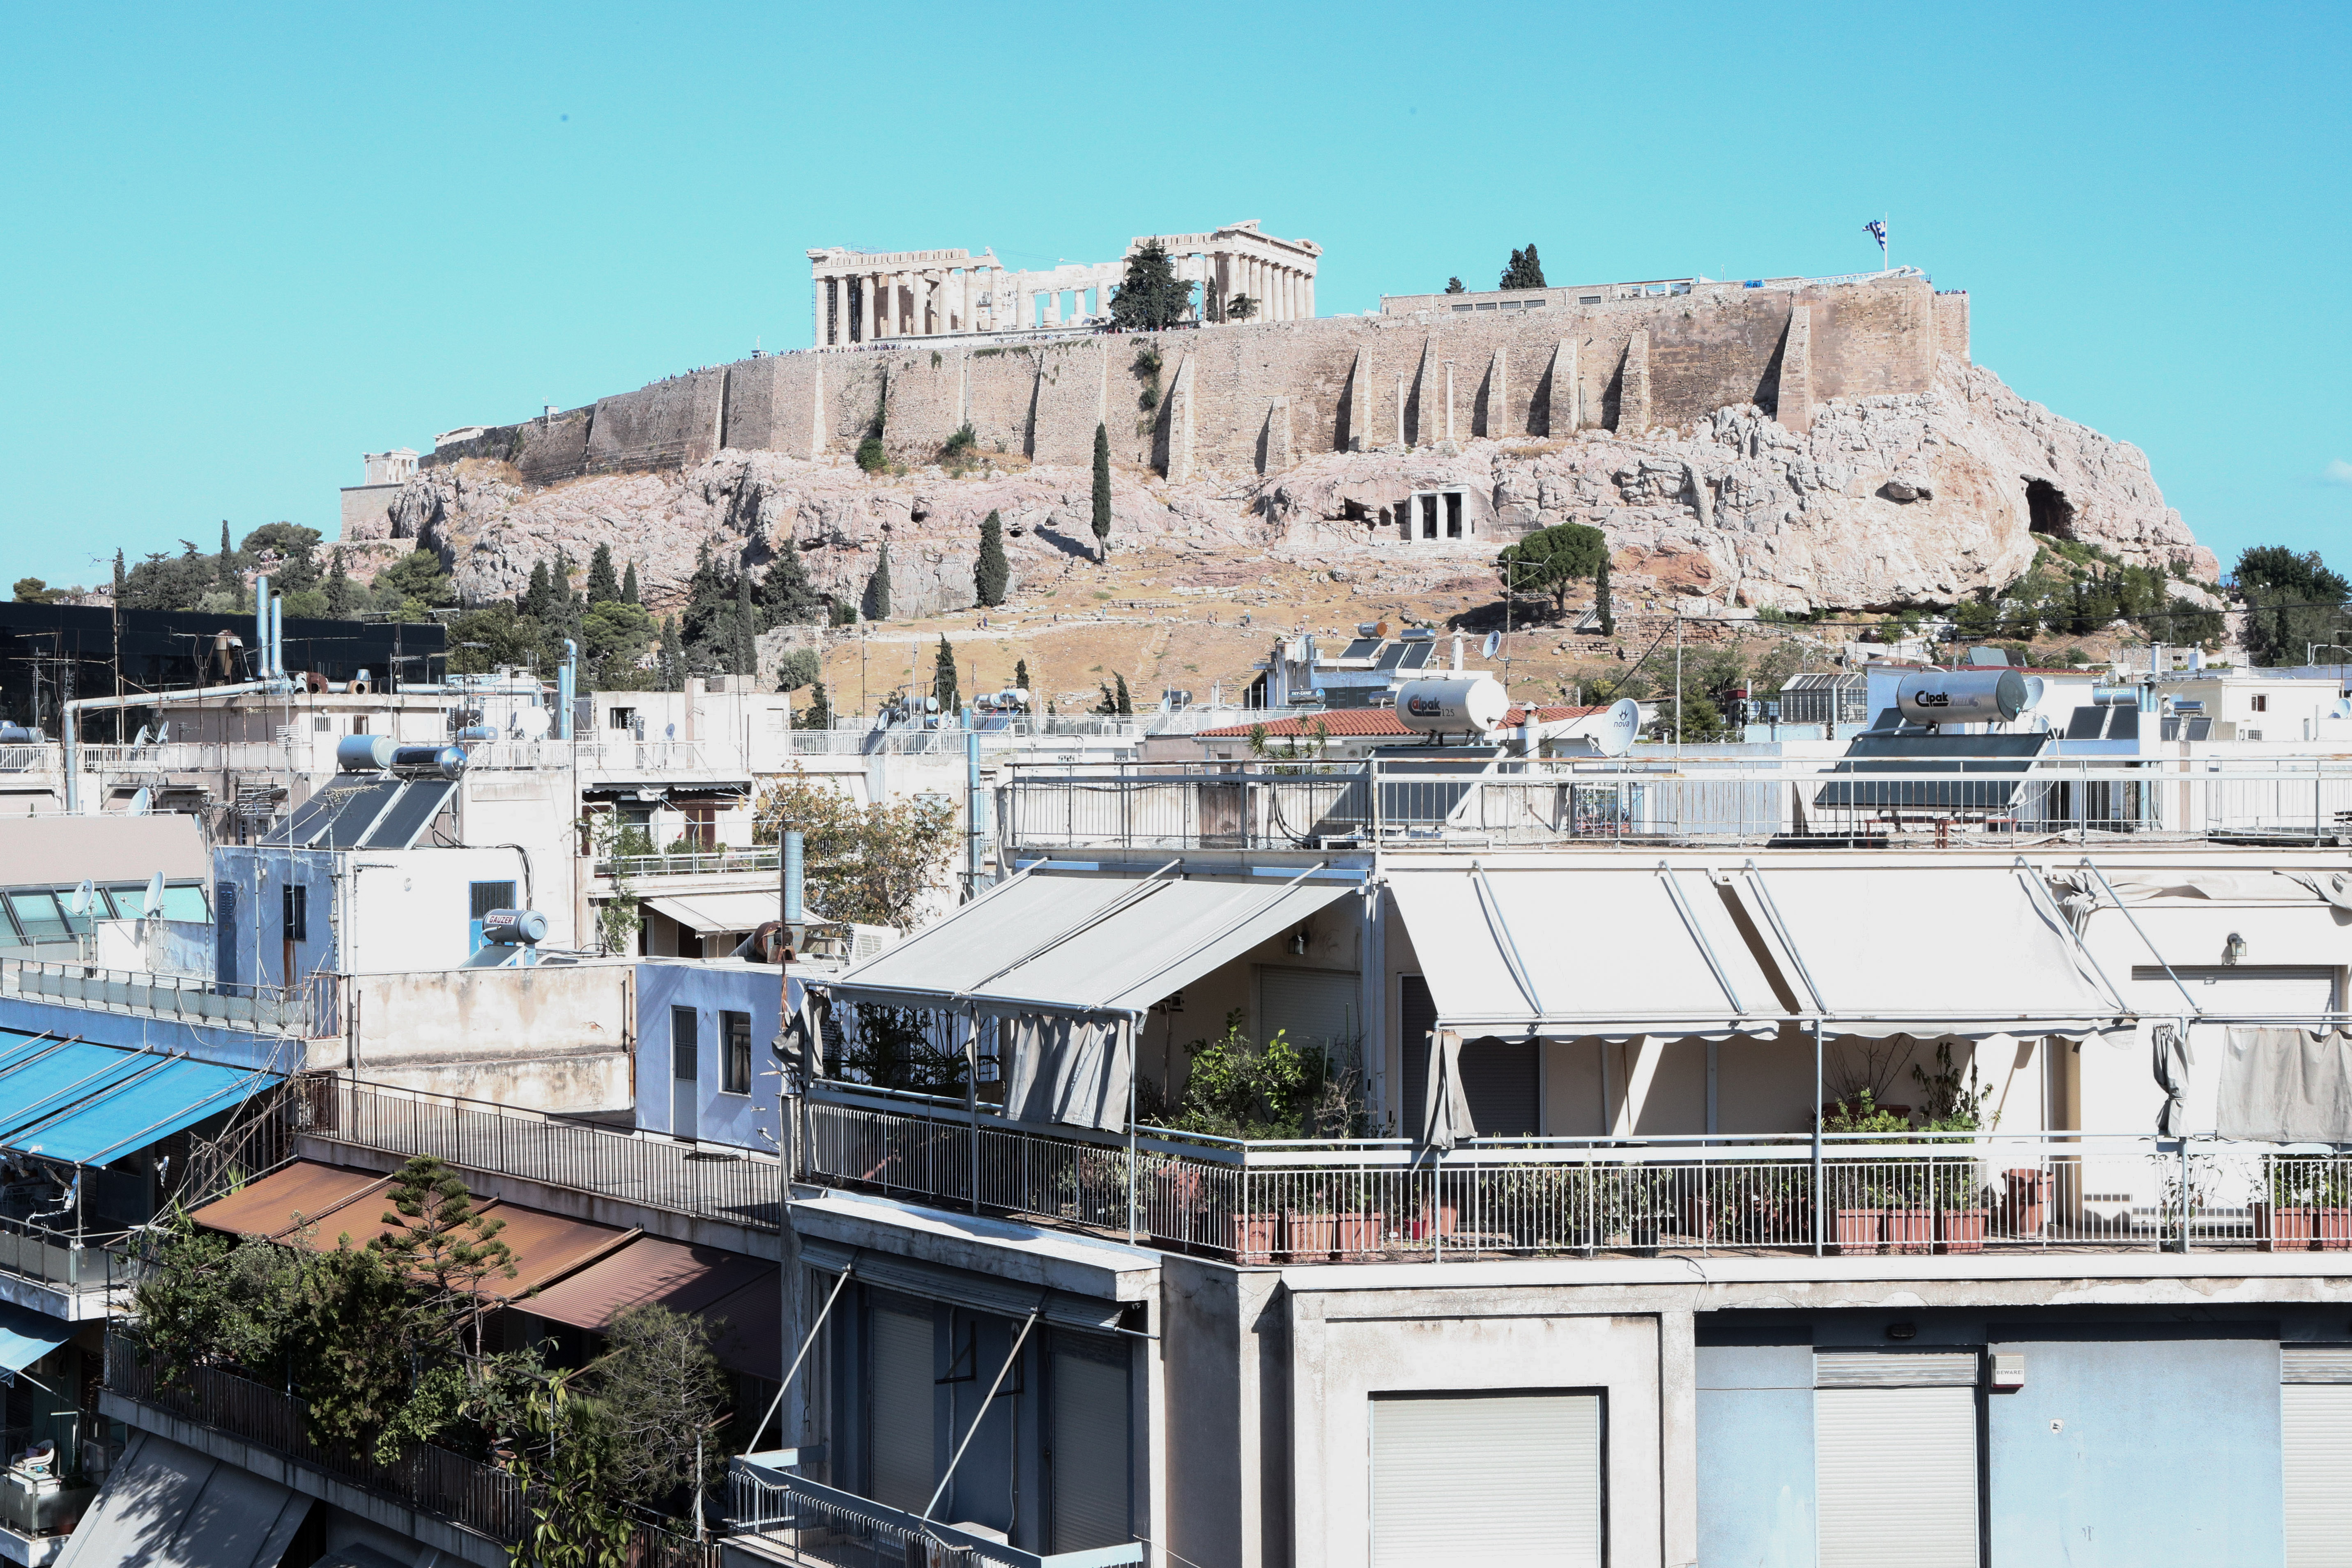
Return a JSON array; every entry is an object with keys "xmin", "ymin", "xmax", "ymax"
[{"xmin": 424, "ymin": 274, "xmax": 1939, "ymax": 485}]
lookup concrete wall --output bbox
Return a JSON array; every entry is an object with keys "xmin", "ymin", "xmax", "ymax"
[
  {"xmin": 337, "ymin": 961, "xmax": 634, "ymax": 1110},
  {"xmin": 423, "ymin": 276, "xmax": 1938, "ymax": 484}
]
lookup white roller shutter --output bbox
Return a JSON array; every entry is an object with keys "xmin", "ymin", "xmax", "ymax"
[
  {"xmin": 2134, "ymin": 966, "xmax": 2340, "ymax": 1015},
  {"xmin": 869, "ymin": 1302, "xmax": 935, "ymax": 1513},
  {"xmin": 1260, "ymin": 967, "xmax": 1363, "ymax": 1071},
  {"xmin": 1369, "ymin": 1391, "xmax": 1601, "ymax": 1568},
  {"xmin": 2283, "ymin": 1349, "xmax": 2352, "ymax": 1567},
  {"xmin": 1049, "ymin": 1332, "xmax": 1132, "ymax": 1553},
  {"xmin": 1816, "ymin": 1352, "xmax": 1977, "ymax": 1568}
]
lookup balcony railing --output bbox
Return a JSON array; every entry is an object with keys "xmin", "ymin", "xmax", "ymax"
[
  {"xmin": 997, "ymin": 756, "xmax": 2352, "ymax": 852},
  {"xmin": 0, "ymin": 1213, "xmax": 125, "ymax": 1299},
  {"xmin": 0, "ymin": 957, "xmax": 338, "ymax": 1037},
  {"xmin": 594, "ymin": 845, "xmax": 782, "ymax": 880},
  {"xmin": 800, "ymin": 1089, "xmax": 2330, "ymax": 1262},
  {"xmin": 308, "ymin": 1078, "xmax": 782, "ymax": 1232},
  {"xmin": 726, "ymin": 1460, "xmax": 1141, "ymax": 1568},
  {"xmin": 106, "ymin": 1333, "xmax": 718, "ymax": 1564}
]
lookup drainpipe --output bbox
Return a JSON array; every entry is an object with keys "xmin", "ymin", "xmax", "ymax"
[
  {"xmin": 555, "ymin": 640, "xmax": 578, "ymax": 741},
  {"xmin": 254, "ymin": 575, "xmax": 271, "ymax": 678},
  {"xmin": 964, "ymin": 708, "xmax": 982, "ymax": 900}
]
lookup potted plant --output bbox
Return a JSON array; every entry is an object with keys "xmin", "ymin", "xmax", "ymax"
[
  {"xmin": 1822, "ymin": 1091, "xmax": 1910, "ymax": 1254},
  {"xmin": 1912, "ymin": 1043, "xmax": 1996, "ymax": 1254}
]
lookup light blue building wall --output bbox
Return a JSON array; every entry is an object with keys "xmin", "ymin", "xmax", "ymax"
[
  {"xmin": 1696, "ymin": 1342, "xmax": 1815, "ymax": 1568},
  {"xmin": 633, "ymin": 960, "xmax": 796, "ymax": 1151}
]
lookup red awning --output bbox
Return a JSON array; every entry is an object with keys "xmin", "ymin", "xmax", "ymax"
[{"xmin": 523, "ymin": 1235, "xmax": 778, "ymax": 1381}]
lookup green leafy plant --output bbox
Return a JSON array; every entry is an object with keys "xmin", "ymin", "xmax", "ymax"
[
  {"xmin": 1170, "ymin": 1011, "xmax": 1328, "ymax": 1139},
  {"xmin": 855, "ymin": 435, "xmax": 888, "ymax": 474}
]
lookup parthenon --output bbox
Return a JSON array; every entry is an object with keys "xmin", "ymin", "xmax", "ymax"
[{"xmin": 806, "ymin": 219, "xmax": 1321, "ymax": 347}]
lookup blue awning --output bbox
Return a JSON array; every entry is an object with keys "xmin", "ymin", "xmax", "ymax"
[
  {"xmin": 0, "ymin": 1301, "xmax": 71, "ymax": 1379},
  {"xmin": 0, "ymin": 1043, "xmax": 278, "ymax": 1167}
]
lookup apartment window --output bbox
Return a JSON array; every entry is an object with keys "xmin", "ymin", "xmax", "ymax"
[
  {"xmin": 721, "ymin": 1011, "xmax": 752, "ymax": 1095},
  {"xmin": 2283, "ymin": 1347, "xmax": 2352, "ymax": 1564},
  {"xmin": 281, "ymin": 885, "xmax": 306, "ymax": 942},
  {"xmin": 312, "ymin": 716, "xmax": 331, "ymax": 732},
  {"xmin": 681, "ymin": 803, "xmax": 718, "ymax": 850},
  {"xmin": 2251, "ymin": 693, "xmax": 2269, "ymax": 713},
  {"xmin": 1049, "ymin": 1330, "xmax": 1133, "ymax": 1552},
  {"xmin": 608, "ymin": 706, "xmax": 637, "ymax": 731},
  {"xmin": 1371, "ymin": 1391, "xmax": 1601, "ymax": 1568}
]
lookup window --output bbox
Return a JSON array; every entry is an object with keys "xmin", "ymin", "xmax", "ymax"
[
  {"xmin": 1580, "ymin": 294, "xmax": 1604, "ymax": 304},
  {"xmin": 721, "ymin": 1011, "xmax": 753, "ymax": 1094},
  {"xmin": 1049, "ymin": 1331, "xmax": 1132, "ymax": 1552},
  {"xmin": 1371, "ymin": 1391, "xmax": 1602, "ymax": 1568},
  {"xmin": 672, "ymin": 1007, "xmax": 699, "ymax": 1080},
  {"xmin": 6, "ymin": 892, "xmax": 68, "ymax": 944},
  {"xmin": 681, "ymin": 803, "xmax": 718, "ymax": 850},
  {"xmin": 608, "ymin": 706, "xmax": 637, "ymax": 731},
  {"xmin": 312, "ymin": 716, "xmax": 331, "ymax": 732},
  {"xmin": 2283, "ymin": 1347, "xmax": 2352, "ymax": 1565},
  {"xmin": 160, "ymin": 885, "xmax": 210, "ymax": 923},
  {"xmin": 282, "ymin": 885, "xmax": 307, "ymax": 942},
  {"xmin": 2252, "ymin": 694, "xmax": 2270, "ymax": 713}
]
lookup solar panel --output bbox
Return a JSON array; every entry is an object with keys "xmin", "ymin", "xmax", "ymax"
[
  {"xmin": 363, "ymin": 779, "xmax": 456, "ymax": 850},
  {"xmin": 1340, "ymin": 638, "xmax": 1382, "ymax": 661},
  {"xmin": 1399, "ymin": 642, "xmax": 1434, "ymax": 670},
  {"xmin": 300, "ymin": 779, "xmax": 403, "ymax": 848},
  {"xmin": 2063, "ymin": 708, "xmax": 2106, "ymax": 740},
  {"xmin": 275, "ymin": 790, "xmax": 344, "ymax": 845},
  {"xmin": 1375, "ymin": 643, "xmax": 1409, "ymax": 670}
]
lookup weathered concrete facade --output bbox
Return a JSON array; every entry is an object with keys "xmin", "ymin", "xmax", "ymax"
[{"xmin": 425, "ymin": 273, "xmax": 1938, "ymax": 485}]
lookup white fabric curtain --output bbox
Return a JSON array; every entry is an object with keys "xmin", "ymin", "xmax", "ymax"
[
  {"xmin": 1006, "ymin": 1015, "xmax": 1131, "ymax": 1133},
  {"xmin": 2217, "ymin": 1027, "xmax": 2352, "ymax": 1143},
  {"xmin": 2152, "ymin": 1023, "xmax": 2192, "ymax": 1136},
  {"xmin": 1420, "ymin": 1029, "xmax": 1476, "ymax": 1150}
]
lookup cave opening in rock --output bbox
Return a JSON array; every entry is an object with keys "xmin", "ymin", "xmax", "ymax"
[{"xmin": 2025, "ymin": 479, "xmax": 2076, "ymax": 540}]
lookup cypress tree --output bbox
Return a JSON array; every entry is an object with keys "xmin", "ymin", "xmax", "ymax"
[
  {"xmin": 794, "ymin": 682, "xmax": 834, "ymax": 730},
  {"xmin": 863, "ymin": 546, "xmax": 892, "ymax": 621},
  {"xmin": 1091, "ymin": 425, "xmax": 1112, "ymax": 557},
  {"xmin": 1595, "ymin": 552, "xmax": 1615, "ymax": 638},
  {"xmin": 217, "ymin": 521, "xmax": 237, "ymax": 597},
  {"xmin": 1114, "ymin": 672, "xmax": 1133, "ymax": 716},
  {"xmin": 587, "ymin": 543, "xmax": 621, "ymax": 604},
  {"xmin": 759, "ymin": 536, "xmax": 824, "ymax": 626},
  {"xmin": 657, "ymin": 615, "xmax": 684, "ymax": 690},
  {"xmin": 974, "ymin": 510, "xmax": 1010, "ymax": 607},
  {"xmin": 621, "ymin": 560, "xmax": 640, "ymax": 604},
  {"xmin": 1014, "ymin": 657, "xmax": 1031, "ymax": 694},
  {"xmin": 325, "ymin": 549, "xmax": 356, "ymax": 617},
  {"xmin": 110, "ymin": 550, "xmax": 125, "ymax": 602},
  {"xmin": 522, "ymin": 560, "xmax": 552, "ymax": 619},
  {"xmin": 932, "ymin": 635, "xmax": 960, "ymax": 715},
  {"xmin": 732, "ymin": 574, "xmax": 757, "ymax": 675},
  {"xmin": 1500, "ymin": 244, "xmax": 1547, "ymax": 290}
]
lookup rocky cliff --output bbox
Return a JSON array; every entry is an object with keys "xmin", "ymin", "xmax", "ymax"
[{"xmin": 348, "ymin": 353, "xmax": 2213, "ymax": 619}]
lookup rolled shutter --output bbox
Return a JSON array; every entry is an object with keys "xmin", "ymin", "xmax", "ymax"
[
  {"xmin": 2283, "ymin": 1349, "xmax": 2352, "ymax": 1567},
  {"xmin": 1458, "ymin": 1038, "xmax": 1540, "ymax": 1137},
  {"xmin": 1049, "ymin": 1331, "xmax": 1132, "ymax": 1552},
  {"xmin": 1816, "ymin": 1384, "xmax": 1977, "ymax": 1568},
  {"xmin": 1370, "ymin": 1391, "xmax": 1601, "ymax": 1568},
  {"xmin": 868, "ymin": 1301, "xmax": 934, "ymax": 1512}
]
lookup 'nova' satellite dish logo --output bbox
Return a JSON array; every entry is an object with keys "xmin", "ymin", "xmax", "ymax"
[{"xmin": 1406, "ymin": 694, "xmax": 1445, "ymax": 717}]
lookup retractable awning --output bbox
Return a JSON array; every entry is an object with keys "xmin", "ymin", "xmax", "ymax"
[
  {"xmin": 828, "ymin": 866, "xmax": 1358, "ymax": 1020},
  {"xmin": 0, "ymin": 1301, "xmax": 71, "ymax": 1379},
  {"xmin": 645, "ymin": 890, "xmax": 782, "ymax": 935},
  {"xmin": 526, "ymin": 1236, "xmax": 779, "ymax": 1381},
  {"xmin": 189, "ymin": 1161, "xmax": 392, "ymax": 1243},
  {"xmin": 0, "ymin": 1044, "xmax": 277, "ymax": 1166},
  {"xmin": 48, "ymin": 1430, "xmax": 311, "ymax": 1568},
  {"xmin": 1387, "ymin": 862, "xmax": 1786, "ymax": 1043}
]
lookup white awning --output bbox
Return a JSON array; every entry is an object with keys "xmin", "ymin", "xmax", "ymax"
[
  {"xmin": 1388, "ymin": 863, "xmax": 1785, "ymax": 1043},
  {"xmin": 645, "ymin": 889, "xmax": 781, "ymax": 934},
  {"xmin": 1727, "ymin": 862, "xmax": 2126, "ymax": 1040},
  {"xmin": 55, "ymin": 1430, "xmax": 311, "ymax": 1568},
  {"xmin": 827, "ymin": 867, "xmax": 1357, "ymax": 1020}
]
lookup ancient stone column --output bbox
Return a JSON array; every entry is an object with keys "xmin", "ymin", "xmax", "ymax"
[
  {"xmin": 863, "ymin": 273, "xmax": 879, "ymax": 343},
  {"xmin": 1344, "ymin": 349, "xmax": 1372, "ymax": 453},
  {"xmin": 1266, "ymin": 397, "xmax": 1294, "ymax": 472},
  {"xmin": 1303, "ymin": 271, "xmax": 1315, "ymax": 319}
]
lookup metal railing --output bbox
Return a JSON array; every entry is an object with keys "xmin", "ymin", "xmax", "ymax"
[
  {"xmin": 998, "ymin": 756, "xmax": 2352, "ymax": 851},
  {"xmin": 0, "ymin": 1213, "xmax": 123, "ymax": 1296},
  {"xmin": 309, "ymin": 1078, "xmax": 782, "ymax": 1232},
  {"xmin": 0, "ymin": 745, "xmax": 60, "ymax": 775},
  {"xmin": 725, "ymin": 1461, "xmax": 1140, "ymax": 1568},
  {"xmin": 0, "ymin": 956, "xmax": 337, "ymax": 1037},
  {"xmin": 75, "ymin": 741, "xmax": 297, "ymax": 773},
  {"xmin": 108, "ymin": 1333, "xmax": 526, "ymax": 1543},
  {"xmin": 801, "ymin": 1090, "xmax": 2332, "ymax": 1261},
  {"xmin": 595, "ymin": 845, "xmax": 782, "ymax": 879}
]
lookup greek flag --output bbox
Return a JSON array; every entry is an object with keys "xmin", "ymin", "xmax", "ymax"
[{"xmin": 1864, "ymin": 219, "xmax": 1888, "ymax": 252}]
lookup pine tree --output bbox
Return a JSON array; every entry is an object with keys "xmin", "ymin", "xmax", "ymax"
[
  {"xmin": 1091, "ymin": 425, "xmax": 1112, "ymax": 557},
  {"xmin": 1114, "ymin": 672, "xmax": 1132, "ymax": 716},
  {"xmin": 1108, "ymin": 239, "xmax": 1196, "ymax": 330},
  {"xmin": 974, "ymin": 511, "xmax": 1009, "ymax": 607},
  {"xmin": 110, "ymin": 550, "xmax": 125, "ymax": 602},
  {"xmin": 1444, "ymin": 277, "xmax": 1466, "ymax": 295},
  {"xmin": 1595, "ymin": 552, "xmax": 1615, "ymax": 638},
  {"xmin": 325, "ymin": 549, "xmax": 356, "ymax": 617},
  {"xmin": 932, "ymin": 635, "xmax": 960, "ymax": 716},
  {"xmin": 621, "ymin": 560, "xmax": 640, "ymax": 605},
  {"xmin": 1014, "ymin": 657, "xmax": 1031, "ymax": 694},
  {"xmin": 794, "ymin": 682, "xmax": 834, "ymax": 730},
  {"xmin": 587, "ymin": 543, "xmax": 621, "ymax": 604},
  {"xmin": 759, "ymin": 536, "xmax": 824, "ymax": 626},
  {"xmin": 863, "ymin": 547, "xmax": 892, "ymax": 621}
]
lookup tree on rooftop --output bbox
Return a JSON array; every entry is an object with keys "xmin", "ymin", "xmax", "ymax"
[
  {"xmin": 975, "ymin": 510, "xmax": 1009, "ymax": 607},
  {"xmin": 596, "ymin": 1304, "xmax": 729, "ymax": 1519},
  {"xmin": 1496, "ymin": 522, "xmax": 1607, "ymax": 619},
  {"xmin": 1109, "ymin": 238, "xmax": 1196, "ymax": 330},
  {"xmin": 370, "ymin": 1154, "xmax": 515, "ymax": 1354},
  {"xmin": 1092, "ymin": 426, "xmax": 1113, "ymax": 557},
  {"xmin": 751, "ymin": 766, "xmax": 958, "ymax": 929},
  {"xmin": 1500, "ymin": 244, "xmax": 1547, "ymax": 290}
]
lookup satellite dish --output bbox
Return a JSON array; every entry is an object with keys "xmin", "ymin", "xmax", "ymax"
[
  {"xmin": 2023, "ymin": 676, "xmax": 2047, "ymax": 708},
  {"xmin": 1482, "ymin": 631, "xmax": 1501, "ymax": 660},
  {"xmin": 69, "ymin": 880, "xmax": 93, "ymax": 916},
  {"xmin": 131, "ymin": 725, "xmax": 150, "ymax": 747},
  {"xmin": 1597, "ymin": 698, "xmax": 1642, "ymax": 757},
  {"xmin": 145, "ymin": 872, "xmax": 166, "ymax": 917},
  {"xmin": 2331, "ymin": 698, "xmax": 2352, "ymax": 721},
  {"xmin": 126, "ymin": 787, "xmax": 150, "ymax": 816},
  {"xmin": 154, "ymin": 720, "xmax": 170, "ymax": 744}
]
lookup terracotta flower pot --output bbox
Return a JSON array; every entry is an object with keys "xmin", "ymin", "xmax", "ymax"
[
  {"xmin": 1409, "ymin": 1203, "xmax": 1460, "ymax": 1241},
  {"xmin": 2320, "ymin": 1208, "xmax": 2352, "ymax": 1252},
  {"xmin": 2256, "ymin": 1202, "xmax": 2317, "ymax": 1252},
  {"xmin": 1884, "ymin": 1207, "xmax": 1934, "ymax": 1255},
  {"xmin": 2003, "ymin": 1169, "xmax": 2048, "ymax": 1236},
  {"xmin": 1834, "ymin": 1207, "xmax": 1885, "ymax": 1255},
  {"xmin": 1231, "ymin": 1213, "xmax": 1280, "ymax": 1265},
  {"xmin": 1937, "ymin": 1209, "xmax": 1987, "ymax": 1255},
  {"xmin": 1284, "ymin": 1213, "xmax": 1337, "ymax": 1263},
  {"xmin": 1335, "ymin": 1213, "xmax": 1385, "ymax": 1257}
]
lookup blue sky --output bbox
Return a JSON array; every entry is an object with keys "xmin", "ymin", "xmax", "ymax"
[{"xmin": 2, "ymin": 2, "xmax": 2343, "ymax": 590}]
